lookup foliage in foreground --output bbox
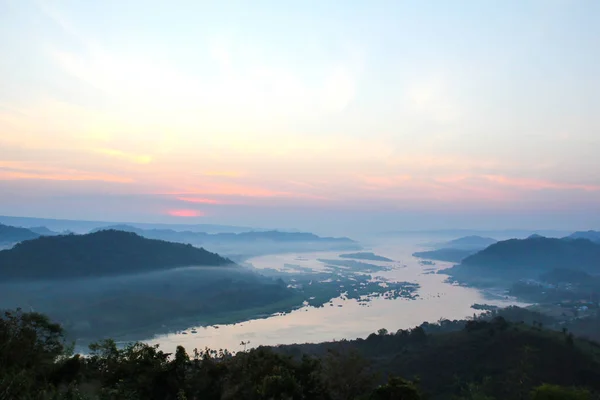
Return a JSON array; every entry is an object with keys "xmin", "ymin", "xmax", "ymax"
[{"xmin": 1, "ymin": 309, "xmax": 598, "ymax": 400}]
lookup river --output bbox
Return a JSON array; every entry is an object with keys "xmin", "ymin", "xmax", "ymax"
[{"xmin": 148, "ymin": 238, "xmax": 526, "ymax": 353}]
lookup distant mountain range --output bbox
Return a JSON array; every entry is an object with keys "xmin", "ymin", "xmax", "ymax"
[
  {"xmin": 0, "ymin": 215, "xmax": 262, "ymax": 234},
  {"xmin": 0, "ymin": 230, "xmax": 233, "ymax": 281},
  {"xmin": 460, "ymin": 236, "xmax": 600, "ymax": 272},
  {"xmin": 91, "ymin": 224, "xmax": 353, "ymax": 244},
  {"xmin": 413, "ymin": 248, "xmax": 477, "ymax": 263},
  {"xmin": 88, "ymin": 225, "xmax": 358, "ymax": 258},
  {"xmin": 441, "ymin": 235, "xmax": 497, "ymax": 250},
  {"xmin": 381, "ymin": 229, "xmax": 573, "ymax": 239},
  {"xmin": 564, "ymin": 230, "xmax": 600, "ymax": 243},
  {"xmin": 413, "ymin": 235, "xmax": 498, "ymax": 263},
  {"xmin": 0, "ymin": 223, "xmax": 41, "ymax": 245}
]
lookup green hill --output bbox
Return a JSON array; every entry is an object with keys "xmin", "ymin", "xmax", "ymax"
[{"xmin": 0, "ymin": 230, "xmax": 232, "ymax": 280}]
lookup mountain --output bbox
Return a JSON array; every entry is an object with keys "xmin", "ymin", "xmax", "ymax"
[
  {"xmin": 461, "ymin": 237, "xmax": 600, "ymax": 272},
  {"xmin": 413, "ymin": 248, "xmax": 476, "ymax": 263},
  {"xmin": 28, "ymin": 226, "xmax": 60, "ymax": 236},
  {"xmin": 527, "ymin": 233, "xmax": 545, "ymax": 239},
  {"xmin": 565, "ymin": 230, "xmax": 600, "ymax": 243},
  {"xmin": 444, "ymin": 237, "xmax": 600, "ymax": 286},
  {"xmin": 0, "ymin": 215, "xmax": 260, "ymax": 234},
  {"xmin": 92, "ymin": 225, "xmax": 354, "ymax": 243},
  {"xmin": 442, "ymin": 235, "xmax": 497, "ymax": 250},
  {"xmin": 0, "ymin": 230, "xmax": 232, "ymax": 281},
  {"xmin": 89, "ymin": 225, "xmax": 359, "ymax": 258},
  {"xmin": 0, "ymin": 223, "xmax": 40, "ymax": 245}
]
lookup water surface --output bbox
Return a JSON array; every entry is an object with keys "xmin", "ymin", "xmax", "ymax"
[{"xmin": 149, "ymin": 239, "xmax": 525, "ymax": 353}]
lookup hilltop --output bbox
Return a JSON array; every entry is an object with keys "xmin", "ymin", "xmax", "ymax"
[
  {"xmin": 0, "ymin": 223, "xmax": 40, "ymax": 245},
  {"xmin": 443, "ymin": 236, "xmax": 600, "ymax": 288},
  {"xmin": 565, "ymin": 230, "xmax": 600, "ymax": 243},
  {"xmin": 0, "ymin": 230, "xmax": 232, "ymax": 280},
  {"xmin": 90, "ymin": 225, "xmax": 359, "ymax": 258},
  {"xmin": 460, "ymin": 237, "xmax": 600, "ymax": 272},
  {"xmin": 438, "ymin": 235, "xmax": 497, "ymax": 250},
  {"xmin": 92, "ymin": 224, "xmax": 355, "ymax": 243}
]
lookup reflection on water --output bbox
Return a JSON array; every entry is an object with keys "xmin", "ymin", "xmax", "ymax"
[{"xmin": 149, "ymin": 239, "xmax": 526, "ymax": 353}]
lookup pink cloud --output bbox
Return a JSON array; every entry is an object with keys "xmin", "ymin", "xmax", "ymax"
[
  {"xmin": 482, "ymin": 175, "xmax": 600, "ymax": 192},
  {"xmin": 176, "ymin": 197, "xmax": 229, "ymax": 205},
  {"xmin": 0, "ymin": 161, "xmax": 133, "ymax": 183},
  {"xmin": 167, "ymin": 209, "xmax": 205, "ymax": 217}
]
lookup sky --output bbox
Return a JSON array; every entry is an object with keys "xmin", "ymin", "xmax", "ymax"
[{"xmin": 1, "ymin": 0, "xmax": 599, "ymax": 235}]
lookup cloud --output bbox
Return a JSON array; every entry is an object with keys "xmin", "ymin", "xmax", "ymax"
[
  {"xmin": 176, "ymin": 197, "xmax": 236, "ymax": 205},
  {"xmin": 167, "ymin": 209, "xmax": 205, "ymax": 217},
  {"xmin": 0, "ymin": 161, "xmax": 132, "ymax": 183},
  {"xmin": 202, "ymin": 171, "xmax": 245, "ymax": 178},
  {"xmin": 483, "ymin": 175, "xmax": 600, "ymax": 192}
]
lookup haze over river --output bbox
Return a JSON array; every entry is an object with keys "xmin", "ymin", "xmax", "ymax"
[{"xmin": 149, "ymin": 238, "xmax": 526, "ymax": 353}]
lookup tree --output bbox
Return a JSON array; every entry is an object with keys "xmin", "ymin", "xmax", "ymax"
[
  {"xmin": 370, "ymin": 376, "xmax": 421, "ymax": 400},
  {"xmin": 377, "ymin": 328, "xmax": 389, "ymax": 336},
  {"xmin": 530, "ymin": 384, "xmax": 590, "ymax": 400}
]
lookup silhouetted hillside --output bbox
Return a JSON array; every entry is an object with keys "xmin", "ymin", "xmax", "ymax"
[
  {"xmin": 566, "ymin": 230, "xmax": 600, "ymax": 243},
  {"xmin": 0, "ymin": 230, "xmax": 232, "ymax": 280},
  {"xmin": 0, "ymin": 223, "xmax": 40, "ymax": 245},
  {"xmin": 460, "ymin": 237, "xmax": 600, "ymax": 273},
  {"xmin": 277, "ymin": 314, "xmax": 600, "ymax": 400},
  {"xmin": 3, "ymin": 308, "xmax": 600, "ymax": 400}
]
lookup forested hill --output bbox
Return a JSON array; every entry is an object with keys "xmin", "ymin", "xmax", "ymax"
[
  {"xmin": 459, "ymin": 236, "xmax": 600, "ymax": 272},
  {"xmin": 0, "ymin": 223, "xmax": 40, "ymax": 245},
  {"xmin": 0, "ymin": 230, "xmax": 233, "ymax": 281}
]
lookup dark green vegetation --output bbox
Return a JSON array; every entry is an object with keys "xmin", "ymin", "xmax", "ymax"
[
  {"xmin": 0, "ymin": 223, "xmax": 40, "ymax": 245},
  {"xmin": 413, "ymin": 248, "xmax": 475, "ymax": 262},
  {"xmin": 338, "ymin": 252, "xmax": 393, "ymax": 262},
  {"xmin": 0, "ymin": 230, "xmax": 232, "ymax": 281},
  {"xmin": 2, "ymin": 308, "xmax": 598, "ymax": 400}
]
